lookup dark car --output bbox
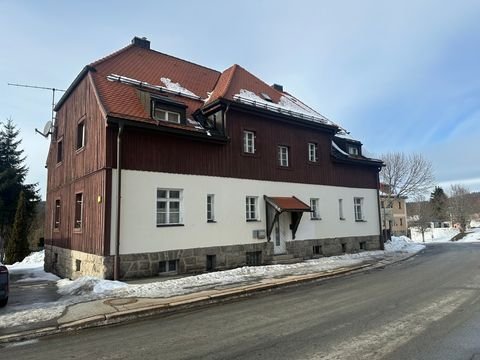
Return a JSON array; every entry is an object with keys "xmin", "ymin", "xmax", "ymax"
[{"xmin": 0, "ymin": 263, "xmax": 9, "ymax": 307}]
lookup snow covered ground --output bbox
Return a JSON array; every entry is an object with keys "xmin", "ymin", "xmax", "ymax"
[
  {"xmin": 0, "ymin": 238, "xmax": 424, "ymax": 328},
  {"xmin": 410, "ymin": 227, "xmax": 460, "ymax": 243},
  {"xmin": 456, "ymin": 227, "xmax": 480, "ymax": 242}
]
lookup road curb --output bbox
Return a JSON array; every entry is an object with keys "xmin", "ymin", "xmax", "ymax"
[{"xmin": 0, "ymin": 253, "xmax": 418, "ymax": 344}]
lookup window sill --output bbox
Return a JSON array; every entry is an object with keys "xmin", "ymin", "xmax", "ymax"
[
  {"xmin": 355, "ymin": 219, "xmax": 367, "ymax": 222},
  {"xmin": 339, "ymin": 218, "xmax": 346, "ymax": 221},
  {"xmin": 53, "ymin": 228, "xmax": 60, "ymax": 232},
  {"xmin": 73, "ymin": 228, "xmax": 83, "ymax": 234},
  {"xmin": 157, "ymin": 224, "xmax": 185, "ymax": 228},
  {"xmin": 246, "ymin": 219, "xmax": 260, "ymax": 222},
  {"xmin": 241, "ymin": 151, "xmax": 260, "ymax": 158},
  {"xmin": 55, "ymin": 161, "xmax": 63, "ymax": 168},
  {"xmin": 307, "ymin": 161, "xmax": 320, "ymax": 166},
  {"xmin": 277, "ymin": 165, "xmax": 293, "ymax": 171},
  {"xmin": 311, "ymin": 217, "xmax": 322, "ymax": 221},
  {"xmin": 75, "ymin": 146, "xmax": 85, "ymax": 155},
  {"xmin": 207, "ymin": 220, "xmax": 217, "ymax": 223}
]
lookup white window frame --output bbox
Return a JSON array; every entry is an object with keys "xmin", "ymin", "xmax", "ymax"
[
  {"xmin": 207, "ymin": 194, "xmax": 215, "ymax": 222},
  {"xmin": 243, "ymin": 131, "xmax": 255, "ymax": 154},
  {"xmin": 348, "ymin": 146, "xmax": 359, "ymax": 155},
  {"xmin": 278, "ymin": 146, "xmax": 289, "ymax": 167},
  {"xmin": 76, "ymin": 121, "xmax": 85, "ymax": 150},
  {"xmin": 245, "ymin": 196, "xmax": 258, "ymax": 221},
  {"xmin": 308, "ymin": 143, "xmax": 318, "ymax": 162},
  {"xmin": 74, "ymin": 193, "xmax": 83, "ymax": 229},
  {"xmin": 354, "ymin": 197, "xmax": 364, "ymax": 221},
  {"xmin": 338, "ymin": 198, "xmax": 344, "ymax": 220},
  {"xmin": 310, "ymin": 198, "xmax": 320, "ymax": 219},
  {"xmin": 153, "ymin": 106, "xmax": 181, "ymax": 124},
  {"xmin": 156, "ymin": 189, "xmax": 183, "ymax": 226}
]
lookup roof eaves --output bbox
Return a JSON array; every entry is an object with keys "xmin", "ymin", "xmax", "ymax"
[{"xmin": 54, "ymin": 65, "xmax": 94, "ymax": 111}]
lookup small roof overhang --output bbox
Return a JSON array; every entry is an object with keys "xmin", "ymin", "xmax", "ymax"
[{"xmin": 264, "ymin": 196, "xmax": 311, "ymax": 241}]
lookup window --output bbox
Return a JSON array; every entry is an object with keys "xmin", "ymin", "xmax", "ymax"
[
  {"xmin": 348, "ymin": 146, "xmax": 359, "ymax": 155},
  {"xmin": 54, "ymin": 199, "xmax": 61, "ymax": 229},
  {"xmin": 310, "ymin": 198, "xmax": 320, "ymax": 219},
  {"xmin": 153, "ymin": 107, "xmax": 181, "ymax": 124},
  {"xmin": 159, "ymin": 260, "xmax": 178, "ymax": 274},
  {"xmin": 206, "ymin": 255, "xmax": 216, "ymax": 271},
  {"xmin": 381, "ymin": 200, "xmax": 385, "ymax": 208},
  {"xmin": 74, "ymin": 193, "xmax": 83, "ymax": 229},
  {"xmin": 308, "ymin": 143, "xmax": 318, "ymax": 162},
  {"xmin": 57, "ymin": 140, "xmax": 63, "ymax": 163},
  {"xmin": 243, "ymin": 131, "xmax": 255, "ymax": 153},
  {"xmin": 207, "ymin": 194, "xmax": 215, "ymax": 222},
  {"xmin": 246, "ymin": 196, "xmax": 258, "ymax": 221},
  {"xmin": 400, "ymin": 218, "xmax": 403, "ymax": 226},
  {"xmin": 338, "ymin": 199, "xmax": 344, "ymax": 220},
  {"xmin": 157, "ymin": 189, "xmax": 183, "ymax": 225},
  {"xmin": 75, "ymin": 259, "xmax": 81, "ymax": 272},
  {"xmin": 354, "ymin": 197, "xmax": 364, "ymax": 221},
  {"xmin": 398, "ymin": 201, "xmax": 402, "ymax": 209},
  {"xmin": 76, "ymin": 121, "xmax": 85, "ymax": 150},
  {"xmin": 313, "ymin": 245, "xmax": 322, "ymax": 255},
  {"xmin": 278, "ymin": 146, "xmax": 289, "ymax": 167},
  {"xmin": 246, "ymin": 251, "xmax": 262, "ymax": 266}
]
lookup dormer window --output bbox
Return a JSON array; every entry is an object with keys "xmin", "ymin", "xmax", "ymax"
[
  {"xmin": 153, "ymin": 108, "xmax": 180, "ymax": 124},
  {"xmin": 348, "ymin": 145, "xmax": 359, "ymax": 156},
  {"xmin": 151, "ymin": 98, "xmax": 186, "ymax": 124}
]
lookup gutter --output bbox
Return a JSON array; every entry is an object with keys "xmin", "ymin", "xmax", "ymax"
[{"xmin": 114, "ymin": 122, "xmax": 124, "ymax": 280}]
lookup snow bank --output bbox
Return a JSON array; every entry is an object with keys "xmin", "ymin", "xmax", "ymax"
[
  {"xmin": 385, "ymin": 236, "xmax": 426, "ymax": 253},
  {"xmin": 57, "ymin": 276, "xmax": 128, "ymax": 296},
  {"xmin": 7, "ymin": 250, "xmax": 45, "ymax": 269},
  {"xmin": 6, "ymin": 250, "xmax": 59, "ymax": 282},
  {"xmin": 410, "ymin": 227, "xmax": 459, "ymax": 243},
  {"xmin": 456, "ymin": 227, "xmax": 480, "ymax": 242}
]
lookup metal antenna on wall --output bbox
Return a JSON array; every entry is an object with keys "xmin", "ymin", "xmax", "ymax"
[{"xmin": 7, "ymin": 82, "xmax": 66, "ymax": 138}]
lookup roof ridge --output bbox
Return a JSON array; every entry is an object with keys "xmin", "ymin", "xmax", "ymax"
[
  {"xmin": 147, "ymin": 48, "xmax": 222, "ymax": 75},
  {"xmin": 90, "ymin": 44, "xmax": 135, "ymax": 67}
]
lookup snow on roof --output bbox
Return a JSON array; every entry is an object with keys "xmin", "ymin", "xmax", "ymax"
[
  {"xmin": 160, "ymin": 77, "xmax": 199, "ymax": 98},
  {"xmin": 233, "ymin": 89, "xmax": 336, "ymax": 126},
  {"xmin": 332, "ymin": 140, "xmax": 350, "ymax": 156},
  {"xmin": 107, "ymin": 74, "xmax": 203, "ymax": 101}
]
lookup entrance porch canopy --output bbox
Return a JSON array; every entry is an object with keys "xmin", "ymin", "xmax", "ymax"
[{"xmin": 264, "ymin": 196, "xmax": 311, "ymax": 241}]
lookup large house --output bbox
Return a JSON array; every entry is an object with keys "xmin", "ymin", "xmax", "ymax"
[{"xmin": 44, "ymin": 37, "xmax": 384, "ymax": 280}]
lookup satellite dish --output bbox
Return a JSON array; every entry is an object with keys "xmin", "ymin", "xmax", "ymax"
[
  {"xmin": 43, "ymin": 121, "xmax": 53, "ymax": 135},
  {"xmin": 35, "ymin": 120, "xmax": 53, "ymax": 138}
]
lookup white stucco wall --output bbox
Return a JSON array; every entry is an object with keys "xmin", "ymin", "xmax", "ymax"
[{"xmin": 111, "ymin": 170, "xmax": 380, "ymax": 255}]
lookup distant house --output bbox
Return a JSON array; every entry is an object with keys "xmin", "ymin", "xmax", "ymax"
[
  {"xmin": 44, "ymin": 37, "xmax": 384, "ymax": 280},
  {"xmin": 379, "ymin": 185, "xmax": 408, "ymax": 236}
]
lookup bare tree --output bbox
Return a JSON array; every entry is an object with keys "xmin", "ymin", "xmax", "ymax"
[
  {"xmin": 409, "ymin": 196, "xmax": 432, "ymax": 242},
  {"xmin": 380, "ymin": 152, "xmax": 435, "ymax": 199},
  {"xmin": 449, "ymin": 184, "xmax": 473, "ymax": 232},
  {"xmin": 379, "ymin": 152, "xmax": 435, "ymax": 240}
]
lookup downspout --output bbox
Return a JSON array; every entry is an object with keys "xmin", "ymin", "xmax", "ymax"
[
  {"xmin": 376, "ymin": 168, "xmax": 385, "ymax": 250},
  {"xmin": 114, "ymin": 122, "xmax": 124, "ymax": 280}
]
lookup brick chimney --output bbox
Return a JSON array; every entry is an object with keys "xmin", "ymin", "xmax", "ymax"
[
  {"xmin": 273, "ymin": 83, "xmax": 283, "ymax": 92},
  {"xmin": 131, "ymin": 36, "xmax": 150, "ymax": 49}
]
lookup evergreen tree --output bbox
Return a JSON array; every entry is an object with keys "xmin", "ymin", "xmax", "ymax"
[
  {"xmin": 429, "ymin": 186, "xmax": 448, "ymax": 222},
  {"xmin": 5, "ymin": 191, "xmax": 30, "ymax": 263},
  {"xmin": 0, "ymin": 119, "xmax": 39, "ymax": 258}
]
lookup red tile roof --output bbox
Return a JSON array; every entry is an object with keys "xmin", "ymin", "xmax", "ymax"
[
  {"xmin": 57, "ymin": 39, "xmax": 335, "ymax": 132},
  {"xmin": 266, "ymin": 196, "xmax": 311, "ymax": 212}
]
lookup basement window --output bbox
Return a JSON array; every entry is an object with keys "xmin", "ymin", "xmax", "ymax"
[
  {"xmin": 159, "ymin": 260, "xmax": 178, "ymax": 274},
  {"xmin": 359, "ymin": 241, "xmax": 366, "ymax": 250},
  {"xmin": 206, "ymin": 255, "xmax": 216, "ymax": 272},
  {"xmin": 246, "ymin": 251, "xmax": 262, "ymax": 266},
  {"xmin": 313, "ymin": 245, "xmax": 322, "ymax": 255},
  {"xmin": 75, "ymin": 259, "xmax": 81, "ymax": 272}
]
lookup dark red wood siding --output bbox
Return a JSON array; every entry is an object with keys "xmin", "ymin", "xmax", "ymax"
[
  {"xmin": 113, "ymin": 110, "xmax": 379, "ymax": 189},
  {"xmin": 45, "ymin": 75, "xmax": 109, "ymax": 256}
]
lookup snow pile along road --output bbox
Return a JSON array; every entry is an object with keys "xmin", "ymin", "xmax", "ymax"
[
  {"xmin": 385, "ymin": 236, "xmax": 426, "ymax": 253},
  {"xmin": 6, "ymin": 250, "xmax": 59, "ymax": 282}
]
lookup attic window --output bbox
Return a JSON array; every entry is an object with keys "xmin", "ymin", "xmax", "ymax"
[
  {"xmin": 348, "ymin": 146, "xmax": 359, "ymax": 156},
  {"xmin": 260, "ymin": 93, "xmax": 273, "ymax": 102},
  {"xmin": 154, "ymin": 108, "xmax": 180, "ymax": 124}
]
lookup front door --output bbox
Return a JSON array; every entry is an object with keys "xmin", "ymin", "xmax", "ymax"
[{"xmin": 273, "ymin": 214, "xmax": 287, "ymax": 254}]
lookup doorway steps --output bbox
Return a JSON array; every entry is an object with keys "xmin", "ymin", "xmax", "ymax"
[{"xmin": 271, "ymin": 254, "xmax": 303, "ymax": 265}]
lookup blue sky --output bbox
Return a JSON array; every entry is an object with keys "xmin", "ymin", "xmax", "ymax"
[{"xmin": 1, "ymin": 0, "xmax": 479, "ymax": 198}]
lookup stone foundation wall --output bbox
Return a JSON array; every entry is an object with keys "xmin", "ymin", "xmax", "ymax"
[
  {"xmin": 45, "ymin": 235, "xmax": 380, "ymax": 280},
  {"xmin": 119, "ymin": 242, "xmax": 274, "ymax": 279},
  {"xmin": 286, "ymin": 235, "xmax": 381, "ymax": 259},
  {"xmin": 44, "ymin": 245, "xmax": 113, "ymax": 280}
]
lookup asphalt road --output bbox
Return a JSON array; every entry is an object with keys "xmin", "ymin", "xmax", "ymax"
[{"xmin": 3, "ymin": 243, "xmax": 480, "ymax": 360}]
